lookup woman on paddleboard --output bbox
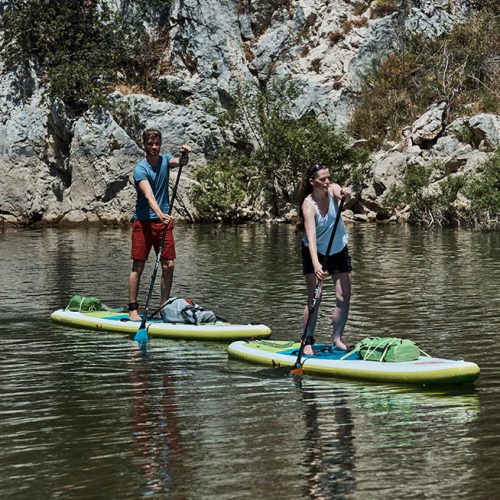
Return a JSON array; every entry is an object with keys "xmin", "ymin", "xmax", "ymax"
[
  {"xmin": 127, "ymin": 128, "xmax": 191, "ymax": 321},
  {"xmin": 297, "ymin": 163, "xmax": 351, "ymax": 354}
]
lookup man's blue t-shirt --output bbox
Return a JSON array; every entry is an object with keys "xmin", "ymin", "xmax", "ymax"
[{"xmin": 132, "ymin": 153, "xmax": 173, "ymax": 221}]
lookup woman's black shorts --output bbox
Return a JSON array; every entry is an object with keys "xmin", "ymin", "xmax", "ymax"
[{"xmin": 302, "ymin": 244, "xmax": 352, "ymax": 275}]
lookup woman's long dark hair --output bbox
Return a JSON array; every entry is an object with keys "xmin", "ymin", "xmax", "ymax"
[{"xmin": 295, "ymin": 164, "xmax": 326, "ymax": 233}]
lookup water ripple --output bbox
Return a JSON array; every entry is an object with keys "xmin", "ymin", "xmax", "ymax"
[{"xmin": 0, "ymin": 224, "xmax": 499, "ymax": 498}]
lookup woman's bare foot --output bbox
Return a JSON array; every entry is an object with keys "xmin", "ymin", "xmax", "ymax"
[
  {"xmin": 303, "ymin": 344, "xmax": 315, "ymax": 356},
  {"xmin": 128, "ymin": 310, "xmax": 141, "ymax": 321}
]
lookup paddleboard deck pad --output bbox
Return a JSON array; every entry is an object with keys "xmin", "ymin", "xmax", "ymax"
[
  {"xmin": 227, "ymin": 340, "xmax": 480, "ymax": 385},
  {"xmin": 51, "ymin": 309, "xmax": 272, "ymax": 341}
]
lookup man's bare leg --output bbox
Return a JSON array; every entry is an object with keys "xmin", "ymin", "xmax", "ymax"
[
  {"xmin": 128, "ymin": 260, "xmax": 145, "ymax": 321},
  {"xmin": 159, "ymin": 259, "xmax": 175, "ymax": 312}
]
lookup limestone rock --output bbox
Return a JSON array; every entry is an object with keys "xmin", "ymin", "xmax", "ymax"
[
  {"xmin": 468, "ymin": 114, "xmax": 500, "ymax": 149},
  {"xmin": 60, "ymin": 108, "xmax": 140, "ymax": 224},
  {"xmin": 410, "ymin": 102, "xmax": 447, "ymax": 147},
  {"xmin": 0, "ymin": 0, "xmax": 491, "ymax": 226}
]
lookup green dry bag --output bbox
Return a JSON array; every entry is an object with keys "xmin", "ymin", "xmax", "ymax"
[
  {"xmin": 67, "ymin": 295, "xmax": 102, "ymax": 312},
  {"xmin": 354, "ymin": 337, "xmax": 421, "ymax": 362}
]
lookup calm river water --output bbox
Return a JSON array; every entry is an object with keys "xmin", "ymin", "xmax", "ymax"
[{"xmin": 0, "ymin": 223, "xmax": 499, "ymax": 499}]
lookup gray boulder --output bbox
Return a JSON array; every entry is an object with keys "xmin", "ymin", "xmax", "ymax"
[
  {"xmin": 468, "ymin": 114, "xmax": 500, "ymax": 149},
  {"xmin": 410, "ymin": 102, "xmax": 447, "ymax": 147}
]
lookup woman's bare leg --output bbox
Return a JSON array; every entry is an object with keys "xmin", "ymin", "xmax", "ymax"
[
  {"xmin": 331, "ymin": 272, "xmax": 351, "ymax": 350},
  {"xmin": 303, "ymin": 274, "xmax": 322, "ymax": 355}
]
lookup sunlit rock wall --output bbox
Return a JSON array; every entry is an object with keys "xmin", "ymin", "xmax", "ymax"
[{"xmin": 0, "ymin": 0, "xmax": 488, "ymax": 225}]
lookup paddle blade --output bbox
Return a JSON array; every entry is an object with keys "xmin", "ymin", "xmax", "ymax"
[
  {"xmin": 290, "ymin": 366, "xmax": 304, "ymax": 377},
  {"xmin": 133, "ymin": 326, "xmax": 149, "ymax": 344}
]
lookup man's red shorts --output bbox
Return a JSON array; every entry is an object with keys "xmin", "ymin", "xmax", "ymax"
[{"xmin": 131, "ymin": 220, "xmax": 176, "ymax": 261}]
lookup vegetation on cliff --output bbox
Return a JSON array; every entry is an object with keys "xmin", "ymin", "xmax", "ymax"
[
  {"xmin": 385, "ymin": 148, "xmax": 499, "ymax": 229},
  {"xmin": 348, "ymin": 6, "xmax": 499, "ymax": 229},
  {"xmin": 193, "ymin": 79, "xmax": 368, "ymax": 222},
  {"xmin": 349, "ymin": 9, "xmax": 499, "ymax": 150},
  {"xmin": 464, "ymin": 148, "xmax": 500, "ymax": 228},
  {"xmin": 0, "ymin": 0, "xmax": 171, "ymax": 112},
  {"xmin": 349, "ymin": 9, "xmax": 500, "ymax": 149},
  {"xmin": 0, "ymin": 1, "xmax": 497, "ymax": 228}
]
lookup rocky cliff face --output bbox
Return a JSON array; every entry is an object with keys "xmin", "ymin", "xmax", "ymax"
[{"xmin": 0, "ymin": 0, "xmax": 497, "ymax": 226}]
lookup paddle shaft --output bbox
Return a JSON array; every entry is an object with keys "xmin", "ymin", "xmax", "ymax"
[
  {"xmin": 292, "ymin": 196, "xmax": 346, "ymax": 371},
  {"xmin": 138, "ymin": 152, "xmax": 188, "ymax": 330}
]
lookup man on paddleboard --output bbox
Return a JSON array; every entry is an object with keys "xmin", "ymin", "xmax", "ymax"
[
  {"xmin": 297, "ymin": 163, "xmax": 352, "ymax": 354},
  {"xmin": 128, "ymin": 128, "xmax": 191, "ymax": 321}
]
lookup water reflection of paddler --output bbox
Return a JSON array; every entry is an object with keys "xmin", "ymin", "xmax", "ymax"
[
  {"xmin": 292, "ymin": 377, "xmax": 356, "ymax": 498},
  {"xmin": 293, "ymin": 378, "xmax": 479, "ymax": 498},
  {"xmin": 130, "ymin": 350, "xmax": 184, "ymax": 495}
]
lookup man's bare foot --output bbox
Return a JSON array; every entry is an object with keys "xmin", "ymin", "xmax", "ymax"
[
  {"xmin": 128, "ymin": 311, "xmax": 141, "ymax": 321},
  {"xmin": 303, "ymin": 344, "xmax": 315, "ymax": 356},
  {"xmin": 333, "ymin": 338, "xmax": 348, "ymax": 351}
]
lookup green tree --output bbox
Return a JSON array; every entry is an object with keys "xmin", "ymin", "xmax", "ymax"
[
  {"xmin": 195, "ymin": 78, "xmax": 367, "ymax": 221},
  {"xmin": 0, "ymin": 0, "xmax": 163, "ymax": 112}
]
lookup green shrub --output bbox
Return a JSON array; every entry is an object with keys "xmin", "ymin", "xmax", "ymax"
[
  {"xmin": 386, "ymin": 163, "xmax": 436, "ymax": 208},
  {"xmin": 385, "ymin": 152, "xmax": 500, "ymax": 228},
  {"xmin": 449, "ymin": 123, "xmax": 477, "ymax": 146},
  {"xmin": 192, "ymin": 148, "xmax": 249, "ymax": 222},
  {"xmin": 464, "ymin": 149, "xmax": 500, "ymax": 214},
  {"xmin": 387, "ymin": 156, "xmax": 497, "ymax": 227},
  {"xmin": 386, "ymin": 162, "xmax": 467, "ymax": 225}
]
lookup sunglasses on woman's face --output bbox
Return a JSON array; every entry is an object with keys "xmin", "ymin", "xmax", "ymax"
[
  {"xmin": 308, "ymin": 164, "xmax": 328, "ymax": 179},
  {"xmin": 311, "ymin": 164, "xmax": 325, "ymax": 173}
]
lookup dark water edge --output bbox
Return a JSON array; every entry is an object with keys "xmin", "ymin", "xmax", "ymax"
[{"xmin": 0, "ymin": 223, "xmax": 499, "ymax": 499}]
